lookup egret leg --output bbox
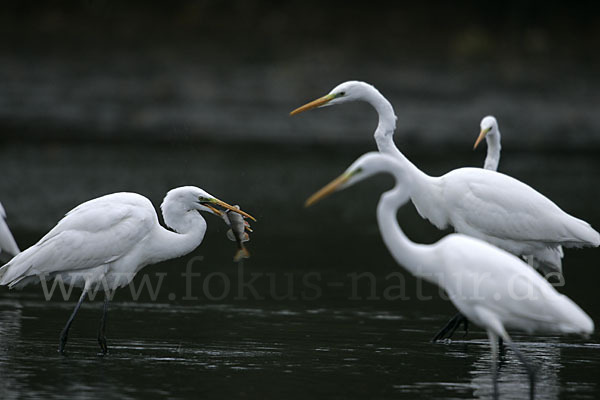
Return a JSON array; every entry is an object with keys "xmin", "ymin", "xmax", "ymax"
[
  {"xmin": 487, "ymin": 330, "xmax": 499, "ymax": 400},
  {"xmin": 502, "ymin": 334, "xmax": 536, "ymax": 400},
  {"xmin": 431, "ymin": 312, "xmax": 469, "ymax": 342},
  {"xmin": 97, "ymin": 294, "xmax": 109, "ymax": 355},
  {"xmin": 59, "ymin": 289, "xmax": 87, "ymax": 354}
]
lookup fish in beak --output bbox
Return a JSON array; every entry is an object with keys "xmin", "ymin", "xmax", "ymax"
[
  {"xmin": 222, "ymin": 205, "xmax": 252, "ymax": 262},
  {"xmin": 202, "ymin": 198, "xmax": 256, "ymax": 222}
]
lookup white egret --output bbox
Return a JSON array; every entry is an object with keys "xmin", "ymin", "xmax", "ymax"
[
  {"xmin": 0, "ymin": 201, "xmax": 20, "ymax": 258},
  {"xmin": 291, "ymin": 81, "xmax": 598, "ymax": 264},
  {"xmin": 475, "ymin": 115, "xmax": 502, "ymax": 171},
  {"xmin": 474, "ymin": 116, "xmax": 563, "ymax": 275},
  {"xmin": 437, "ymin": 115, "xmax": 566, "ymax": 341},
  {"xmin": 291, "ymin": 82, "xmax": 599, "ymax": 341},
  {"xmin": 435, "ymin": 116, "xmax": 505, "ymax": 341},
  {"xmin": 0, "ymin": 186, "xmax": 255, "ymax": 354},
  {"xmin": 305, "ymin": 152, "xmax": 594, "ymax": 399}
]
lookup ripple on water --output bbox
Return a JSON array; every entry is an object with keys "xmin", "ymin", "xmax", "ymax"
[{"xmin": 0, "ymin": 300, "xmax": 599, "ymax": 399}]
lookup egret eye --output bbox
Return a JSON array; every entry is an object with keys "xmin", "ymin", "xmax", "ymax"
[
  {"xmin": 352, "ymin": 167, "xmax": 363, "ymax": 176},
  {"xmin": 338, "ymin": 91, "xmax": 346, "ymax": 97}
]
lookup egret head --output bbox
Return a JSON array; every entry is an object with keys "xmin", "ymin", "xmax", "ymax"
[
  {"xmin": 474, "ymin": 115, "xmax": 499, "ymax": 149},
  {"xmin": 162, "ymin": 186, "xmax": 255, "ymax": 221},
  {"xmin": 305, "ymin": 152, "xmax": 407, "ymax": 207},
  {"xmin": 290, "ymin": 81, "xmax": 375, "ymax": 116}
]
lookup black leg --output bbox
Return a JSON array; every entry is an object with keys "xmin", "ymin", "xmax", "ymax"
[
  {"xmin": 431, "ymin": 313, "xmax": 460, "ymax": 342},
  {"xmin": 97, "ymin": 294, "xmax": 109, "ymax": 355},
  {"xmin": 498, "ymin": 337, "xmax": 506, "ymax": 362},
  {"xmin": 431, "ymin": 312, "xmax": 469, "ymax": 342},
  {"xmin": 59, "ymin": 290, "xmax": 87, "ymax": 355},
  {"xmin": 504, "ymin": 337, "xmax": 536, "ymax": 400}
]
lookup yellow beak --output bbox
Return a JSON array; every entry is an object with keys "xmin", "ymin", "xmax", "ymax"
[
  {"xmin": 290, "ymin": 94, "xmax": 336, "ymax": 116},
  {"xmin": 305, "ymin": 172, "xmax": 352, "ymax": 207},
  {"xmin": 207, "ymin": 198, "xmax": 257, "ymax": 222},
  {"xmin": 473, "ymin": 127, "xmax": 491, "ymax": 150}
]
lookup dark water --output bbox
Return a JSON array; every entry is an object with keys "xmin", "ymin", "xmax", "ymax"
[
  {"xmin": 0, "ymin": 142, "xmax": 599, "ymax": 399},
  {"xmin": 2, "ymin": 3, "xmax": 599, "ymax": 399},
  {"xmin": 0, "ymin": 300, "xmax": 599, "ymax": 400}
]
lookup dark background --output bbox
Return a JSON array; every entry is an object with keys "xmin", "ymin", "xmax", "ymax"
[
  {"xmin": 1, "ymin": 1, "xmax": 600, "ymax": 147},
  {"xmin": 1, "ymin": 0, "xmax": 598, "ymax": 299},
  {"xmin": 0, "ymin": 2, "xmax": 599, "ymax": 399}
]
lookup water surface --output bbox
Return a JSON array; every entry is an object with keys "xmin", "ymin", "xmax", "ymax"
[
  {"xmin": 0, "ymin": 142, "xmax": 598, "ymax": 399},
  {"xmin": 0, "ymin": 300, "xmax": 598, "ymax": 400}
]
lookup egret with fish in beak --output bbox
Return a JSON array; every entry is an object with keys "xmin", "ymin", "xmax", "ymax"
[{"xmin": 0, "ymin": 186, "xmax": 255, "ymax": 355}]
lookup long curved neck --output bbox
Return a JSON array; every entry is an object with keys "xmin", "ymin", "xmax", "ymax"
[
  {"xmin": 360, "ymin": 84, "xmax": 426, "ymax": 181},
  {"xmin": 376, "ymin": 186, "xmax": 434, "ymax": 279},
  {"xmin": 152, "ymin": 209, "xmax": 207, "ymax": 264},
  {"xmin": 358, "ymin": 84, "xmax": 447, "ymax": 229},
  {"xmin": 484, "ymin": 131, "xmax": 501, "ymax": 171},
  {"xmin": 365, "ymin": 87, "xmax": 396, "ymax": 154}
]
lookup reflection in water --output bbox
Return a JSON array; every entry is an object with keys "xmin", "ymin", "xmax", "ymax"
[
  {"xmin": 469, "ymin": 339, "xmax": 561, "ymax": 400},
  {"xmin": 0, "ymin": 141, "xmax": 598, "ymax": 398},
  {"xmin": 0, "ymin": 302, "xmax": 597, "ymax": 399},
  {"xmin": 0, "ymin": 300, "xmax": 139, "ymax": 400},
  {"xmin": 0, "ymin": 301, "xmax": 22, "ymax": 400}
]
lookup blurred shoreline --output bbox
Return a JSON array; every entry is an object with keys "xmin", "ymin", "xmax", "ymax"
[{"xmin": 1, "ymin": 1, "xmax": 600, "ymax": 150}]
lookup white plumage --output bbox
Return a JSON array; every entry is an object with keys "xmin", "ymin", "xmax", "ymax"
[
  {"xmin": 306, "ymin": 152, "xmax": 594, "ymax": 399},
  {"xmin": 476, "ymin": 115, "xmax": 502, "ymax": 172},
  {"xmin": 475, "ymin": 115, "xmax": 564, "ymax": 274},
  {"xmin": 291, "ymin": 81, "xmax": 599, "ymax": 273},
  {"xmin": 0, "ymin": 186, "xmax": 254, "ymax": 354},
  {"xmin": 0, "ymin": 193, "xmax": 158, "ymax": 289},
  {"xmin": 0, "ymin": 201, "xmax": 20, "ymax": 257},
  {"xmin": 438, "ymin": 167, "xmax": 598, "ymax": 254}
]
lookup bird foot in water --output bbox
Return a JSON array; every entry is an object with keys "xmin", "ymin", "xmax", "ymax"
[
  {"xmin": 97, "ymin": 336, "xmax": 108, "ymax": 356},
  {"xmin": 431, "ymin": 313, "xmax": 469, "ymax": 342}
]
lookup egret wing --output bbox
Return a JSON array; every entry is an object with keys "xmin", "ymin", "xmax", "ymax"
[
  {"xmin": 445, "ymin": 169, "xmax": 599, "ymax": 246},
  {"xmin": 441, "ymin": 235, "xmax": 589, "ymax": 332},
  {"xmin": 0, "ymin": 202, "xmax": 20, "ymax": 256},
  {"xmin": 0, "ymin": 193, "xmax": 157, "ymax": 286}
]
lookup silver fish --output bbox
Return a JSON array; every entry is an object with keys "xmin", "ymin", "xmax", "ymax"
[{"xmin": 222, "ymin": 205, "xmax": 251, "ymax": 262}]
